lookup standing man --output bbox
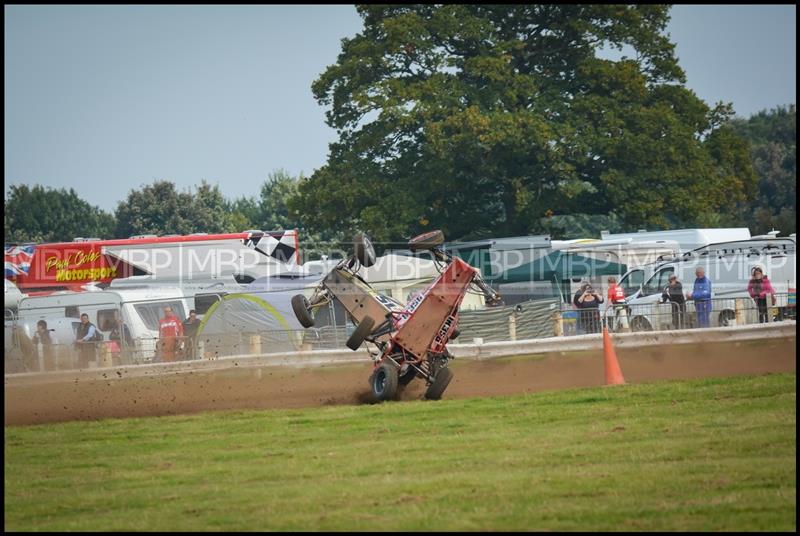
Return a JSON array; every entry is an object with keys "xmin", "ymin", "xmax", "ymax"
[
  {"xmin": 75, "ymin": 313, "xmax": 99, "ymax": 368},
  {"xmin": 182, "ymin": 309, "xmax": 201, "ymax": 360},
  {"xmin": 32, "ymin": 319, "xmax": 56, "ymax": 371},
  {"xmin": 158, "ymin": 307, "xmax": 184, "ymax": 362},
  {"xmin": 687, "ymin": 266, "xmax": 713, "ymax": 328}
]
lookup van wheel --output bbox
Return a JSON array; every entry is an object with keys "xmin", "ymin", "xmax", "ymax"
[
  {"xmin": 346, "ymin": 316, "xmax": 375, "ymax": 350},
  {"xmin": 291, "ymin": 294, "xmax": 315, "ymax": 328},
  {"xmin": 630, "ymin": 316, "xmax": 653, "ymax": 332},
  {"xmin": 718, "ymin": 310, "xmax": 736, "ymax": 327}
]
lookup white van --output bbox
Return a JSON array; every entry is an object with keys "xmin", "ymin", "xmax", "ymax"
[{"xmin": 624, "ymin": 238, "xmax": 796, "ymax": 330}]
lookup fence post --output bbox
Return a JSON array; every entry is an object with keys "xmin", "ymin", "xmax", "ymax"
[
  {"xmin": 734, "ymin": 298, "xmax": 744, "ymax": 326},
  {"xmin": 249, "ymin": 334, "xmax": 262, "ymax": 355},
  {"xmin": 508, "ymin": 313, "xmax": 517, "ymax": 341},
  {"xmin": 553, "ymin": 310, "xmax": 564, "ymax": 337}
]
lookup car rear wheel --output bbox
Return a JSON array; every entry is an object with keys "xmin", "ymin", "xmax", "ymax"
[
  {"xmin": 424, "ymin": 366, "xmax": 453, "ymax": 400},
  {"xmin": 408, "ymin": 230, "xmax": 445, "ymax": 252}
]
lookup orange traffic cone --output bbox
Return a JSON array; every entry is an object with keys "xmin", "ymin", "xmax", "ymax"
[{"xmin": 603, "ymin": 326, "xmax": 625, "ymax": 385}]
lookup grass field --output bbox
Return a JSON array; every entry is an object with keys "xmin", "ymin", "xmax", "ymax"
[{"xmin": 4, "ymin": 373, "xmax": 796, "ymax": 531}]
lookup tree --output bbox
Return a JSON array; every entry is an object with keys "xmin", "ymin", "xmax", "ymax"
[
  {"xmin": 191, "ymin": 180, "xmax": 230, "ymax": 234},
  {"xmin": 294, "ymin": 5, "xmax": 756, "ymax": 242},
  {"xmin": 4, "ymin": 184, "xmax": 115, "ymax": 243},
  {"xmin": 727, "ymin": 105, "xmax": 796, "ymax": 235},
  {"xmin": 224, "ymin": 195, "xmax": 261, "ymax": 233},
  {"xmin": 258, "ymin": 169, "xmax": 303, "ymax": 231},
  {"xmin": 114, "ymin": 180, "xmax": 196, "ymax": 237}
]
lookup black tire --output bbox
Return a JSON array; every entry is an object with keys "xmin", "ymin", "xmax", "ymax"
[
  {"xmin": 450, "ymin": 327, "xmax": 460, "ymax": 340},
  {"xmin": 630, "ymin": 316, "xmax": 653, "ymax": 332},
  {"xmin": 408, "ymin": 230, "xmax": 445, "ymax": 252},
  {"xmin": 425, "ymin": 366, "xmax": 454, "ymax": 400},
  {"xmin": 371, "ymin": 362, "xmax": 399, "ymax": 401},
  {"xmin": 346, "ymin": 316, "xmax": 375, "ymax": 350},
  {"xmin": 291, "ymin": 294, "xmax": 315, "ymax": 328},
  {"xmin": 718, "ymin": 310, "xmax": 736, "ymax": 327},
  {"xmin": 353, "ymin": 232, "xmax": 376, "ymax": 267}
]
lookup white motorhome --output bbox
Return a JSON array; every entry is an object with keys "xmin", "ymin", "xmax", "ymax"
[
  {"xmin": 600, "ymin": 227, "xmax": 751, "ymax": 252},
  {"xmin": 623, "ymin": 238, "xmax": 796, "ymax": 330},
  {"xmin": 552, "ymin": 238, "xmax": 680, "ymax": 269},
  {"xmin": 12, "ymin": 287, "xmax": 191, "ymax": 366}
]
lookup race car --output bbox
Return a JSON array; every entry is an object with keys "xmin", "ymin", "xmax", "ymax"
[{"xmin": 290, "ymin": 230, "xmax": 501, "ymax": 402}]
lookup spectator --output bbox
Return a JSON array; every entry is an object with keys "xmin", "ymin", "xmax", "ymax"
[
  {"xmin": 158, "ymin": 307, "xmax": 184, "ymax": 362},
  {"xmin": 109, "ymin": 312, "xmax": 134, "ymax": 364},
  {"xmin": 182, "ymin": 309, "xmax": 201, "ymax": 359},
  {"xmin": 606, "ymin": 276, "xmax": 629, "ymax": 331},
  {"xmin": 661, "ymin": 274, "xmax": 687, "ymax": 329},
  {"xmin": 747, "ymin": 266, "xmax": 776, "ymax": 323},
  {"xmin": 575, "ymin": 283, "xmax": 604, "ymax": 334},
  {"xmin": 686, "ymin": 267, "xmax": 713, "ymax": 328},
  {"xmin": 75, "ymin": 313, "xmax": 99, "ymax": 368},
  {"xmin": 31, "ymin": 319, "xmax": 56, "ymax": 371}
]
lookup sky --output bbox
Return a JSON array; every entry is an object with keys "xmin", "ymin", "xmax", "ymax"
[{"xmin": 4, "ymin": 4, "xmax": 797, "ymax": 213}]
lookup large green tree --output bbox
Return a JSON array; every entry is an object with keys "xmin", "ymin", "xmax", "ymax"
[
  {"xmin": 727, "ymin": 105, "xmax": 796, "ymax": 235},
  {"xmin": 4, "ymin": 184, "xmax": 115, "ymax": 243},
  {"xmin": 293, "ymin": 4, "xmax": 755, "ymax": 242}
]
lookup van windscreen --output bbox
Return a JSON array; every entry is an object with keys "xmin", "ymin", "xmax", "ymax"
[{"xmin": 133, "ymin": 301, "xmax": 186, "ymax": 331}]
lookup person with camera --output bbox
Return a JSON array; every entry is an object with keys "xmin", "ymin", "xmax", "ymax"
[{"xmin": 573, "ymin": 281, "xmax": 604, "ymax": 334}]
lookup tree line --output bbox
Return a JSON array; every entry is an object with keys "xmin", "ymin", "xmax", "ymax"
[{"xmin": 4, "ymin": 6, "xmax": 796, "ymax": 254}]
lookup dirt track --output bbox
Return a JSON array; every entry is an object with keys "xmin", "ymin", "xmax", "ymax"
[{"xmin": 4, "ymin": 337, "xmax": 796, "ymax": 426}]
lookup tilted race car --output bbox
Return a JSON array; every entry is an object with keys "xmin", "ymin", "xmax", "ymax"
[{"xmin": 290, "ymin": 230, "xmax": 502, "ymax": 402}]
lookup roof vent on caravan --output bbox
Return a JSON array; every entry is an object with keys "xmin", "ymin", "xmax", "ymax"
[
  {"xmin": 73, "ymin": 237, "xmax": 101, "ymax": 242},
  {"xmin": 130, "ymin": 234, "xmax": 158, "ymax": 240},
  {"xmin": 637, "ymin": 229, "xmax": 647, "ymax": 233},
  {"xmin": 600, "ymin": 230, "xmax": 610, "ymax": 238}
]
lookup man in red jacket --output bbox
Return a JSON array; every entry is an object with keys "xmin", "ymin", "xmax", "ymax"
[{"xmin": 158, "ymin": 306, "xmax": 184, "ymax": 362}]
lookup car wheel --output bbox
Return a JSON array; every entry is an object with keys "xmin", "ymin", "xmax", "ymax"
[
  {"xmin": 424, "ymin": 366, "xmax": 454, "ymax": 400},
  {"xmin": 353, "ymin": 232, "xmax": 376, "ymax": 267},
  {"xmin": 371, "ymin": 362, "xmax": 399, "ymax": 401},
  {"xmin": 291, "ymin": 294, "xmax": 315, "ymax": 328},
  {"xmin": 346, "ymin": 316, "xmax": 375, "ymax": 350}
]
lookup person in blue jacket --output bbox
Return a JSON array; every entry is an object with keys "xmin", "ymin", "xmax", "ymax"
[{"xmin": 686, "ymin": 266, "xmax": 713, "ymax": 328}]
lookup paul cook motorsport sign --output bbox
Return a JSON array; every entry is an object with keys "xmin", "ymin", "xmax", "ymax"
[{"xmin": 5, "ymin": 243, "xmax": 135, "ymax": 290}]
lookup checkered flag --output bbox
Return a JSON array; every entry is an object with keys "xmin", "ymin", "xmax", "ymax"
[{"xmin": 242, "ymin": 231, "xmax": 298, "ymax": 265}]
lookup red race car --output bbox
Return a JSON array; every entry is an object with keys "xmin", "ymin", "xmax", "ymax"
[{"xmin": 291, "ymin": 230, "xmax": 501, "ymax": 402}]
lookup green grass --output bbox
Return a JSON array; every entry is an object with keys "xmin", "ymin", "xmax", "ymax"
[{"xmin": 4, "ymin": 374, "xmax": 796, "ymax": 531}]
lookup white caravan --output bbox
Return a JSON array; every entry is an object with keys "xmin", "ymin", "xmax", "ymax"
[{"xmin": 12, "ymin": 286, "xmax": 191, "ymax": 364}]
